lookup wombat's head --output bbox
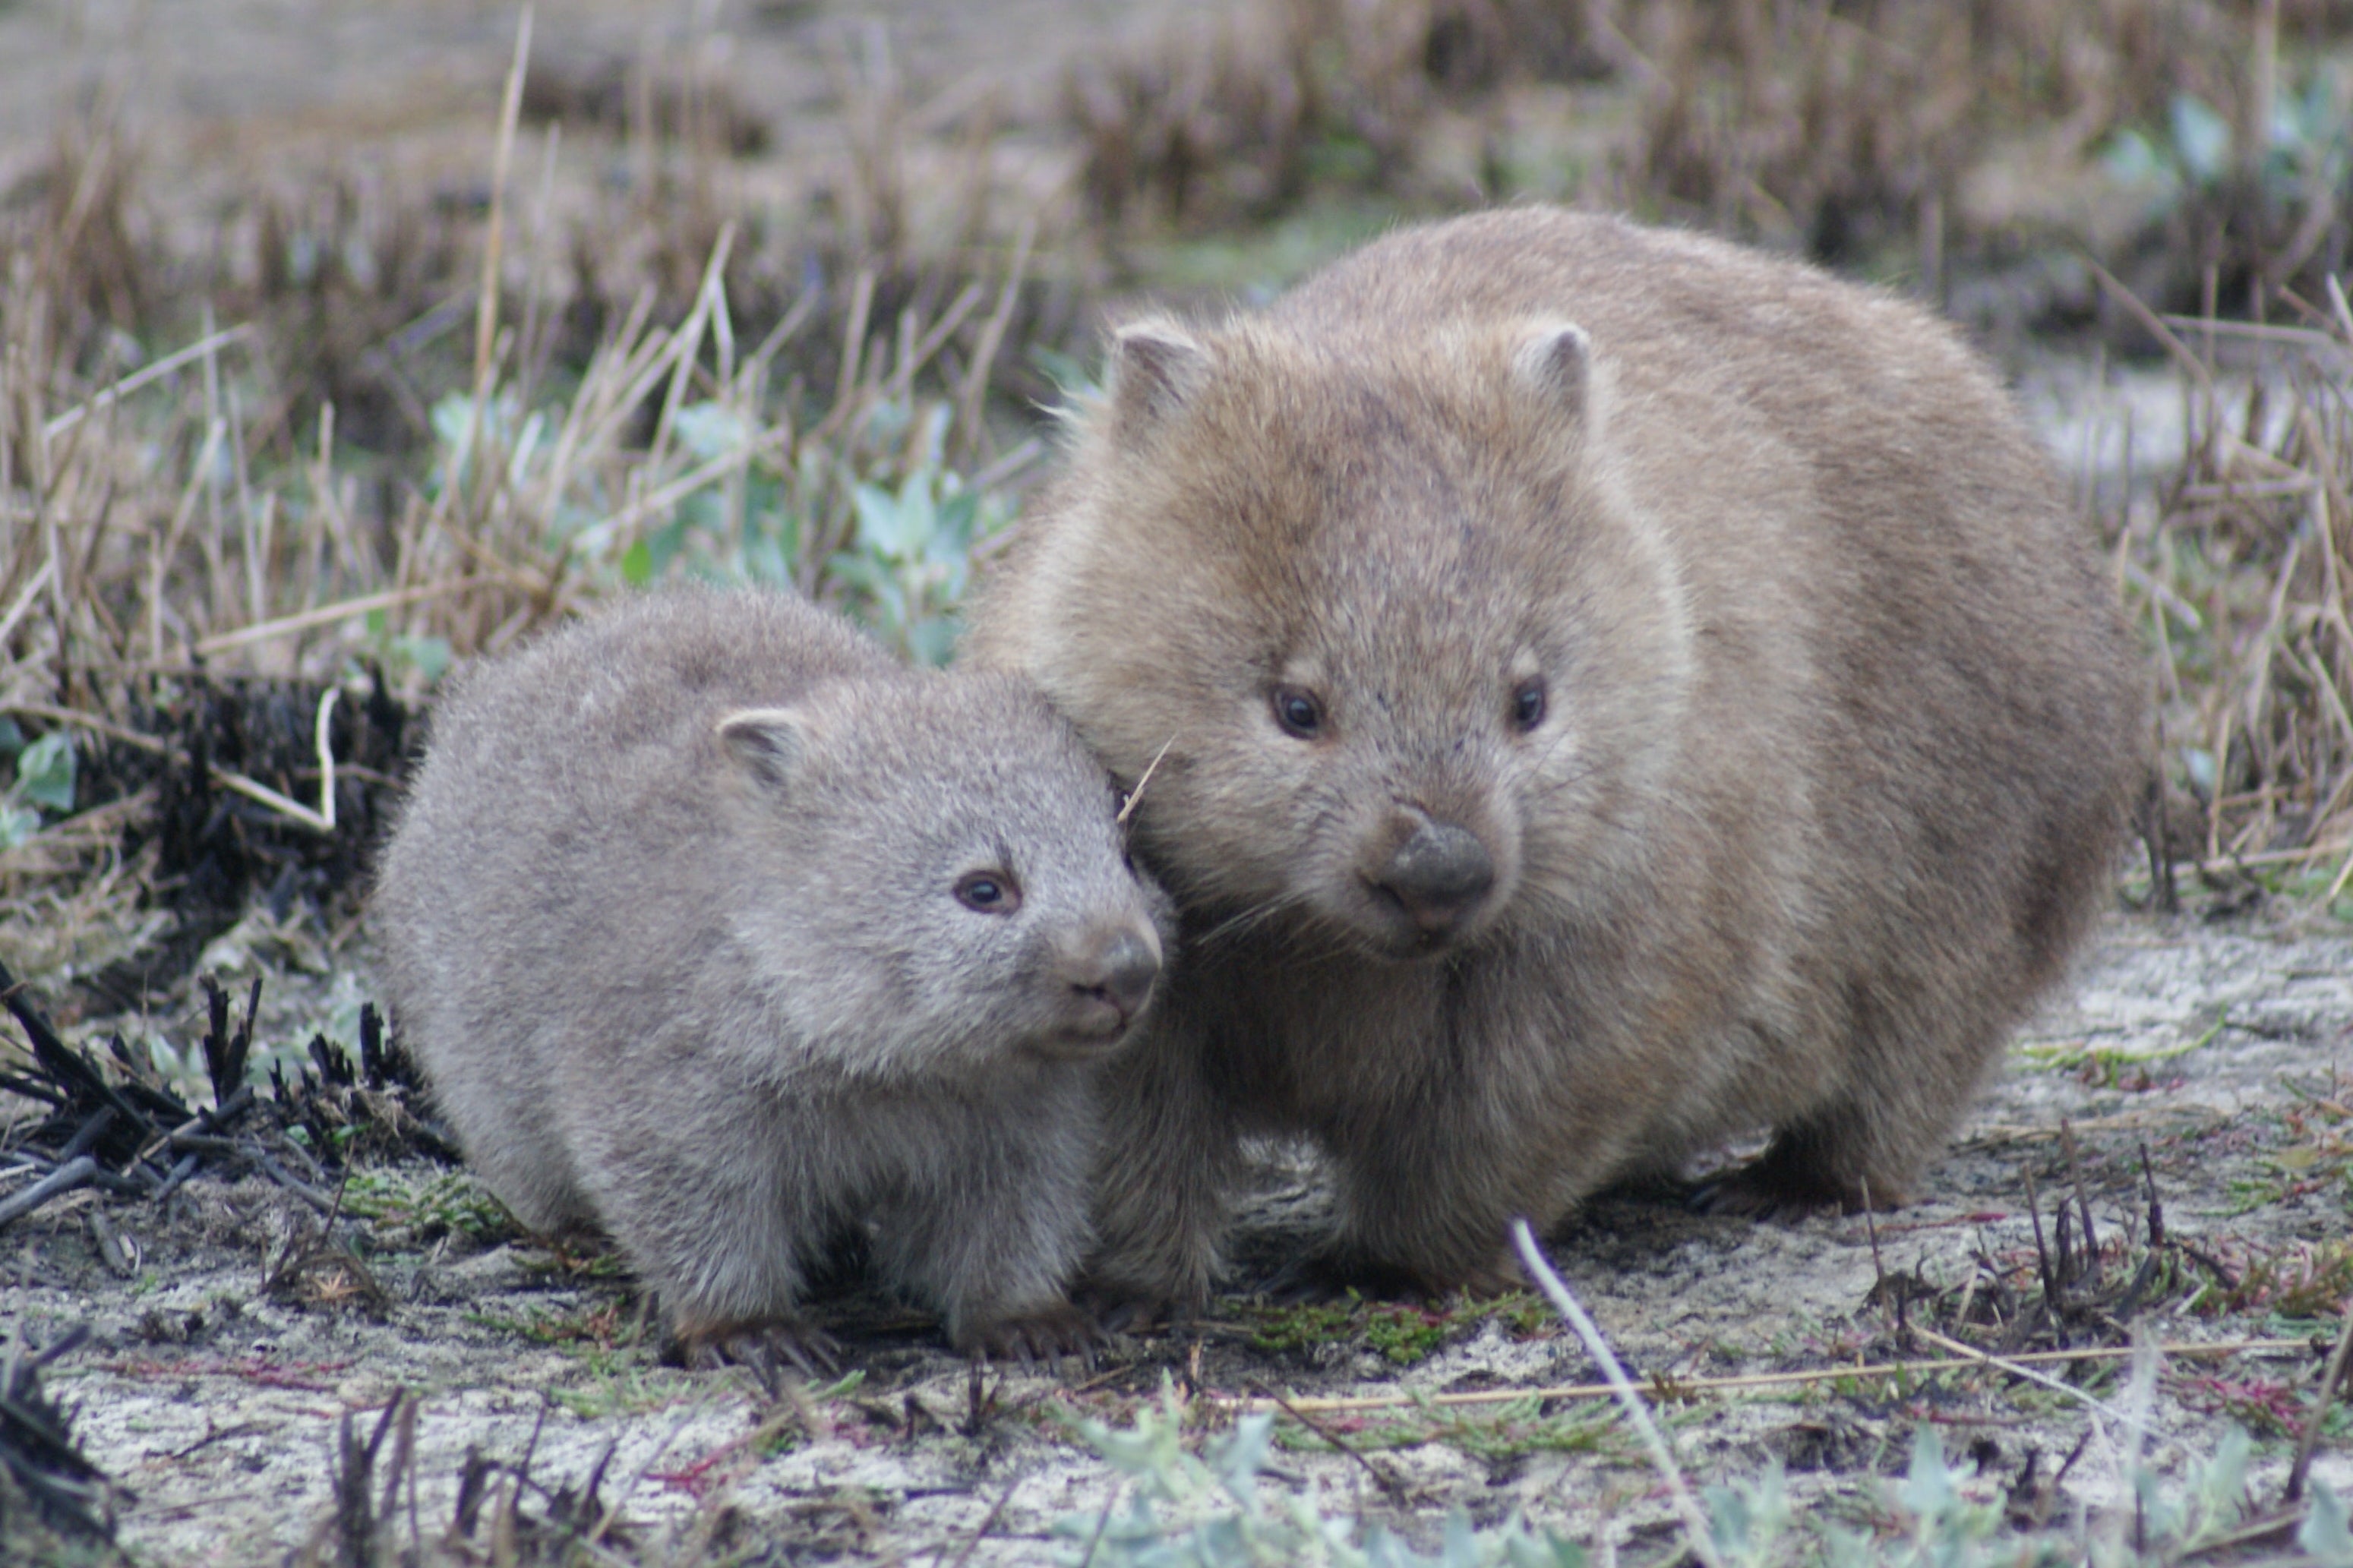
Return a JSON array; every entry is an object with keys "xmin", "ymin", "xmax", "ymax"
[
  {"xmin": 711, "ymin": 673, "xmax": 1170, "ymax": 1069},
  {"xmin": 978, "ymin": 314, "xmax": 1693, "ymax": 961}
]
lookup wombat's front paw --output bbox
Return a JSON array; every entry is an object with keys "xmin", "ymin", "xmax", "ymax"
[
  {"xmin": 1259, "ymin": 1246, "xmax": 1521, "ymax": 1305},
  {"xmin": 670, "ymin": 1316, "xmax": 844, "ymax": 1380},
  {"xmin": 956, "ymin": 1301, "xmax": 1104, "ymax": 1365},
  {"xmin": 1691, "ymin": 1156, "xmax": 1900, "ymax": 1221},
  {"xmin": 1072, "ymin": 1277, "xmax": 1198, "ymax": 1336}
]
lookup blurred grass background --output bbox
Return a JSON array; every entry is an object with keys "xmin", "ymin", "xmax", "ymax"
[{"xmin": 6, "ymin": 0, "xmax": 2353, "ymax": 1014}]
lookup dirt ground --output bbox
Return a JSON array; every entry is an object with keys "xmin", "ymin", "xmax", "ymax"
[
  {"xmin": 0, "ymin": 0, "xmax": 1194, "ymax": 233},
  {"xmin": 4, "ymin": 908, "xmax": 2352, "ymax": 1563}
]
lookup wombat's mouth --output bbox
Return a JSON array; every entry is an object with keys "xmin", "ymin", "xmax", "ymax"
[
  {"xmin": 1025, "ymin": 993, "xmax": 1146, "ymax": 1062},
  {"xmin": 1350, "ymin": 882, "xmax": 1495, "ymax": 961}
]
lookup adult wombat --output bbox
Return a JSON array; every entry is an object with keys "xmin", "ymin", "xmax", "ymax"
[
  {"xmin": 968, "ymin": 208, "xmax": 2144, "ymax": 1308},
  {"xmin": 373, "ymin": 586, "xmax": 1168, "ymax": 1361}
]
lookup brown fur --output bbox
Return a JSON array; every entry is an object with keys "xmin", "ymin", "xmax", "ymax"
[
  {"xmin": 372, "ymin": 586, "xmax": 1170, "ymax": 1355},
  {"xmin": 966, "ymin": 208, "xmax": 2146, "ymax": 1306}
]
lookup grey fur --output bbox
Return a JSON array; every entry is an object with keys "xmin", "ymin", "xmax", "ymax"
[
  {"xmin": 371, "ymin": 585, "xmax": 1170, "ymax": 1352},
  {"xmin": 967, "ymin": 209, "xmax": 2146, "ymax": 1305}
]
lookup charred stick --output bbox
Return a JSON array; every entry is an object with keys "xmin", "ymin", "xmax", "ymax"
[
  {"xmin": 255, "ymin": 1151, "xmax": 338, "ymax": 1215},
  {"xmin": 0, "ymin": 1069, "xmax": 65, "ymax": 1106},
  {"xmin": 236, "ymin": 976, "xmax": 261, "ymax": 1089},
  {"xmin": 0, "ymin": 1156, "xmax": 98, "ymax": 1228},
  {"xmin": 201, "ymin": 976, "xmax": 233, "ymax": 1096},
  {"xmin": 150, "ymin": 1152, "xmax": 204, "ymax": 1204},
  {"xmin": 270, "ymin": 1126, "xmax": 329, "ymax": 1184},
  {"xmin": 162, "ymin": 1134, "xmax": 241, "ymax": 1157},
  {"xmin": 1, "ymin": 961, "xmax": 160, "ymax": 1144},
  {"xmin": 55, "ymin": 1106, "xmax": 117, "ymax": 1164},
  {"xmin": 2059, "ymin": 1120, "xmax": 2099, "ymax": 1286},
  {"xmin": 134, "ymin": 1083, "xmax": 257, "ymax": 1167},
  {"xmin": 2024, "ymin": 1169, "xmax": 2061, "ymax": 1316}
]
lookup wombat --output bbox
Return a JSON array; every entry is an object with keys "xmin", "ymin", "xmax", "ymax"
[
  {"xmin": 371, "ymin": 586, "xmax": 1168, "ymax": 1361},
  {"xmin": 966, "ymin": 207, "xmax": 2145, "ymax": 1308}
]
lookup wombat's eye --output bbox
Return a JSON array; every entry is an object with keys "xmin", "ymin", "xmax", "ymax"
[
  {"xmin": 1271, "ymin": 685, "xmax": 1325, "ymax": 739},
  {"xmin": 1512, "ymin": 677, "xmax": 1548, "ymax": 733},
  {"xmin": 955, "ymin": 871, "xmax": 1022, "ymax": 914}
]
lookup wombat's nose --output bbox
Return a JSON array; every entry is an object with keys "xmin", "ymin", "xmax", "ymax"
[
  {"xmin": 1072, "ymin": 927, "xmax": 1162, "ymax": 1023},
  {"xmin": 1375, "ymin": 822, "xmax": 1495, "ymax": 934},
  {"xmin": 1093, "ymin": 929, "xmax": 1163, "ymax": 1016}
]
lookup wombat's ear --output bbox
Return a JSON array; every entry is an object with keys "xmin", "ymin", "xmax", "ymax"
[
  {"xmin": 1512, "ymin": 320, "xmax": 1595, "ymax": 427},
  {"xmin": 715, "ymin": 707, "xmax": 812, "ymax": 791},
  {"xmin": 1109, "ymin": 319, "xmax": 1209, "ymax": 440}
]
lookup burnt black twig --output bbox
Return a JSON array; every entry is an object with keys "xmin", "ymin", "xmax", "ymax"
[
  {"xmin": 0, "ymin": 1156, "xmax": 98, "ymax": 1229},
  {"xmin": 0, "ymin": 1323, "xmax": 128, "ymax": 1547}
]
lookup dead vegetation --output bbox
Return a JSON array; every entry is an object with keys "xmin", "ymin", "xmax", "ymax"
[
  {"xmin": 2116, "ymin": 289, "xmax": 2353, "ymax": 907},
  {"xmin": 0, "ymin": 14, "xmax": 1089, "ymax": 999},
  {"xmin": 1062, "ymin": 0, "xmax": 2353, "ymax": 317},
  {"xmin": 7, "ymin": 2, "xmax": 2351, "ymax": 1008}
]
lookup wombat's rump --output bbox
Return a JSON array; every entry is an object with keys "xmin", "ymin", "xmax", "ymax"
[
  {"xmin": 968, "ymin": 208, "xmax": 2144, "ymax": 1306},
  {"xmin": 372, "ymin": 587, "xmax": 1167, "ymax": 1357}
]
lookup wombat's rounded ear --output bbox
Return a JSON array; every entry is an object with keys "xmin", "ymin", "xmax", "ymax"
[
  {"xmin": 1109, "ymin": 319, "xmax": 1208, "ymax": 440},
  {"xmin": 716, "ymin": 708, "xmax": 811, "ymax": 790},
  {"xmin": 1512, "ymin": 320, "xmax": 1594, "ymax": 426}
]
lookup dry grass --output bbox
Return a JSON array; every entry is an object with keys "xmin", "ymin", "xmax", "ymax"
[
  {"xmin": 1621, "ymin": 0, "xmax": 2246, "ymax": 263},
  {"xmin": 0, "ymin": 24, "xmax": 1082, "ymax": 998},
  {"xmin": 2115, "ymin": 283, "xmax": 2353, "ymax": 906},
  {"xmin": 7, "ymin": 5, "xmax": 2353, "ymax": 1007},
  {"xmin": 1061, "ymin": 0, "xmax": 1602, "ymax": 235},
  {"xmin": 1064, "ymin": 0, "xmax": 2353, "ymax": 311}
]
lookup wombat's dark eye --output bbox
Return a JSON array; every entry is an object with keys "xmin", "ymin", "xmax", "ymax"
[
  {"xmin": 1513, "ymin": 677, "xmax": 1547, "ymax": 732},
  {"xmin": 1271, "ymin": 686, "xmax": 1325, "ymax": 739},
  {"xmin": 955, "ymin": 871, "xmax": 1022, "ymax": 914}
]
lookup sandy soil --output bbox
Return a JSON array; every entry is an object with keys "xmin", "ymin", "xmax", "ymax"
[{"xmin": 5, "ymin": 909, "xmax": 2351, "ymax": 1563}]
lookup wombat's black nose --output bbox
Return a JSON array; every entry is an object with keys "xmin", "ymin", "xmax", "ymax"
[
  {"xmin": 1085, "ymin": 929, "xmax": 1162, "ymax": 1017},
  {"xmin": 1376, "ymin": 822, "xmax": 1495, "ymax": 934}
]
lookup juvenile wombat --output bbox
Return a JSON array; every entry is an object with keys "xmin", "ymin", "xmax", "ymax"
[
  {"xmin": 968, "ymin": 208, "xmax": 2144, "ymax": 1308},
  {"xmin": 372, "ymin": 586, "xmax": 1168, "ymax": 1360}
]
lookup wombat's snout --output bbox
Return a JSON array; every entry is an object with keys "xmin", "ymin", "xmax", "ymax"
[
  {"xmin": 1051, "ymin": 923, "xmax": 1164, "ymax": 1046},
  {"xmin": 1367, "ymin": 814, "xmax": 1495, "ymax": 942}
]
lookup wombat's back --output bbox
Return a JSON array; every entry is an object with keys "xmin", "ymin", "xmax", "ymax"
[{"xmin": 371, "ymin": 588, "xmax": 888, "ymax": 1229}]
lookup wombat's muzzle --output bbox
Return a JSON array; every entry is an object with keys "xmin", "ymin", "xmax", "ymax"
[
  {"xmin": 1368, "ymin": 818, "xmax": 1495, "ymax": 944},
  {"xmin": 1047, "ymin": 924, "xmax": 1164, "ymax": 1049}
]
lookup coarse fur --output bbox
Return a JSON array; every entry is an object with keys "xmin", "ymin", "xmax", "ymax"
[
  {"xmin": 965, "ymin": 207, "xmax": 2146, "ymax": 1307},
  {"xmin": 372, "ymin": 585, "xmax": 1170, "ymax": 1355}
]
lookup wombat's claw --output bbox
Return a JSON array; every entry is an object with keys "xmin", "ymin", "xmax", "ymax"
[
  {"xmin": 1252, "ymin": 1254, "xmax": 1353, "ymax": 1306},
  {"xmin": 1072, "ymin": 1282, "xmax": 1187, "ymax": 1336},
  {"xmin": 1450, "ymin": 1254, "xmax": 1528, "ymax": 1300},
  {"xmin": 1691, "ymin": 1163, "xmax": 1885, "ymax": 1222},
  {"xmin": 1260, "ymin": 1248, "xmax": 1519, "ymax": 1305},
  {"xmin": 959, "ymin": 1302, "xmax": 1104, "ymax": 1367},
  {"xmin": 684, "ymin": 1321, "xmax": 844, "ymax": 1383}
]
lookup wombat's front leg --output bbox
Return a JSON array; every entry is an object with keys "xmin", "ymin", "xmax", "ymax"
[
  {"xmin": 865, "ymin": 1073, "xmax": 1104, "ymax": 1358},
  {"xmin": 1082, "ymin": 1011, "xmax": 1244, "ymax": 1320},
  {"xmin": 576, "ymin": 1118, "xmax": 826, "ymax": 1371},
  {"xmin": 1322, "ymin": 1102, "xmax": 1556, "ymax": 1298}
]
